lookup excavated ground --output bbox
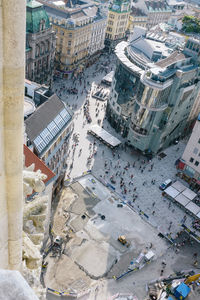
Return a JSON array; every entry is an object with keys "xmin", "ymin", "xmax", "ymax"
[{"xmin": 44, "ymin": 175, "xmax": 168, "ymax": 294}]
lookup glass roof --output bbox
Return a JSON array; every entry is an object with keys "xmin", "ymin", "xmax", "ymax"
[{"xmin": 33, "ymin": 108, "xmax": 71, "ymax": 153}]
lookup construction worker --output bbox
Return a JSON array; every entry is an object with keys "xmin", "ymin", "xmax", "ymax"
[{"xmin": 194, "ymin": 260, "xmax": 198, "ymax": 266}]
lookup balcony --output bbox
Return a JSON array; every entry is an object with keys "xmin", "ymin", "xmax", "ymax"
[
  {"xmin": 141, "ymin": 72, "xmax": 173, "ymax": 91},
  {"xmin": 135, "ymin": 98, "xmax": 168, "ymax": 112},
  {"xmin": 130, "ymin": 122, "xmax": 148, "ymax": 136}
]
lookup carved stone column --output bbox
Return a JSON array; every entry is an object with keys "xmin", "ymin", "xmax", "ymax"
[
  {"xmin": 0, "ymin": 0, "xmax": 8, "ymax": 270},
  {"xmin": 0, "ymin": 0, "xmax": 26, "ymax": 270}
]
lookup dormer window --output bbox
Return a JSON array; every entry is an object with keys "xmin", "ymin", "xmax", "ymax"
[{"xmin": 40, "ymin": 19, "xmax": 45, "ymax": 31}]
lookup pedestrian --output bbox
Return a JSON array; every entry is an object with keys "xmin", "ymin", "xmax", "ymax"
[
  {"xmin": 152, "ymin": 211, "xmax": 155, "ymax": 215},
  {"xmin": 152, "ymin": 202, "xmax": 155, "ymax": 207},
  {"xmin": 193, "ymin": 252, "xmax": 198, "ymax": 258},
  {"xmin": 162, "ymin": 261, "xmax": 166, "ymax": 267}
]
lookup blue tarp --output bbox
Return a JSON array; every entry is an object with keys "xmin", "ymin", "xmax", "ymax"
[{"xmin": 174, "ymin": 282, "xmax": 191, "ymax": 299}]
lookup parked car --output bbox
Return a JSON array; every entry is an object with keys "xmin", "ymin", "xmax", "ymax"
[{"xmin": 159, "ymin": 179, "xmax": 172, "ymax": 190}]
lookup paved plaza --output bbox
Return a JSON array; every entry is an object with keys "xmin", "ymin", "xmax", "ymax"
[
  {"xmin": 49, "ymin": 54, "xmax": 200, "ymax": 300},
  {"xmin": 52, "ymin": 54, "xmax": 194, "ymax": 240}
]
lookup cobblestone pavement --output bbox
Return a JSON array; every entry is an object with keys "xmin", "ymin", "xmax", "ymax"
[{"xmin": 51, "ymin": 54, "xmax": 200, "ymax": 300}]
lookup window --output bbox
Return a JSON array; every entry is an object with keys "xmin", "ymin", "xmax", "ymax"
[
  {"xmin": 67, "ymin": 49, "xmax": 70, "ymax": 54},
  {"xmin": 195, "ymin": 161, "xmax": 199, "ymax": 166},
  {"xmin": 40, "ymin": 128, "xmax": 53, "ymax": 144},
  {"xmin": 193, "ymin": 147, "xmax": 198, "ymax": 155},
  {"xmin": 190, "ymin": 157, "xmax": 194, "ymax": 163},
  {"xmin": 69, "ymin": 33, "xmax": 72, "ymax": 37},
  {"xmin": 68, "ymin": 40, "xmax": 71, "ymax": 46},
  {"xmin": 198, "ymin": 138, "xmax": 200, "ymax": 144},
  {"xmin": 60, "ymin": 30, "xmax": 64, "ymax": 36}
]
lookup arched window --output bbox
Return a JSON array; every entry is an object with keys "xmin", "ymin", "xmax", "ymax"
[
  {"xmin": 46, "ymin": 41, "xmax": 50, "ymax": 52},
  {"xmin": 36, "ymin": 44, "xmax": 40, "ymax": 57},
  {"xmin": 40, "ymin": 42, "xmax": 45, "ymax": 55}
]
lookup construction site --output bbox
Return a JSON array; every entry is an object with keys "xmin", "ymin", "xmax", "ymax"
[
  {"xmin": 41, "ymin": 173, "xmax": 200, "ymax": 300},
  {"xmin": 42, "ymin": 174, "xmax": 169, "ymax": 298}
]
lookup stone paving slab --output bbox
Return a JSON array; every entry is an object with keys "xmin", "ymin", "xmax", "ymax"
[
  {"xmin": 70, "ymin": 182, "xmax": 100, "ymax": 217},
  {"xmin": 70, "ymin": 240, "xmax": 117, "ymax": 279}
]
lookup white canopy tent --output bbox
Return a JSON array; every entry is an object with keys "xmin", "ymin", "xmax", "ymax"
[
  {"xmin": 88, "ymin": 125, "xmax": 121, "ymax": 148},
  {"xmin": 171, "ymin": 181, "xmax": 186, "ymax": 193},
  {"xmin": 185, "ymin": 202, "xmax": 200, "ymax": 216},
  {"xmin": 175, "ymin": 194, "xmax": 190, "ymax": 207}
]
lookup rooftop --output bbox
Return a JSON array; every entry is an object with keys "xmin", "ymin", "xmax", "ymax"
[
  {"xmin": 26, "ymin": 0, "xmax": 50, "ymax": 33},
  {"xmin": 133, "ymin": 0, "xmax": 172, "ymax": 14},
  {"xmin": 130, "ymin": 6, "xmax": 147, "ymax": 17},
  {"xmin": 40, "ymin": 0, "xmax": 97, "ymax": 12},
  {"xmin": 27, "ymin": 0, "xmax": 42, "ymax": 9},
  {"xmin": 25, "ymin": 94, "xmax": 73, "ymax": 154},
  {"xmin": 24, "ymin": 97, "xmax": 36, "ymax": 118},
  {"xmin": 125, "ymin": 28, "xmax": 173, "ymax": 69},
  {"xmin": 156, "ymin": 50, "xmax": 186, "ymax": 68},
  {"xmin": 24, "ymin": 144, "xmax": 55, "ymax": 185},
  {"xmin": 167, "ymin": 0, "xmax": 185, "ymax": 6},
  {"xmin": 42, "ymin": 0, "xmax": 104, "ymax": 26}
]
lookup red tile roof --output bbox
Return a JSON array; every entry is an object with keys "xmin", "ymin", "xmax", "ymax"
[{"xmin": 24, "ymin": 144, "xmax": 55, "ymax": 185}]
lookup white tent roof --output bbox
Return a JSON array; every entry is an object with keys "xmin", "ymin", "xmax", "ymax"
[
  {"xmin": 175, "ymin": 194, "xmax": 191, "ymax": 207},
  {"xmin": 165, "ymin": 186, "xmax": 180, "ymax": 198},
  {"xmin": 102, "ymin": 71, "xmax": 114, "ymax": 83},
  {"xmin": 196, "ymin": 211, "xmax": 200, "ymax": 219},
  {"xmin": 185, "ymin": 202, "xmax": 200, "ymax": 216},
  {"xmin": 89, "ymin": 125, "xmax": 121, "ymax": 147},
  {"xmin": 182, "ymin": 188, "xmax": 197, "ymax": 201},
  {"xmin": 171, "ymin": 181, "xmax": 186, "ymax": 193}
]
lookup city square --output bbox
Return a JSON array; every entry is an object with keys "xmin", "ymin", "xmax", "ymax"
[
  {"xmin": 43, "ymin": 54, "xmax": 200, "ymax": 299},
  {"xmin": 1, "ymin": 1, "xmax": 200, "ymax": 300}
]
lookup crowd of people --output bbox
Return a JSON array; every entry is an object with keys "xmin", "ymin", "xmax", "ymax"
[{"xmin": 52, "ymin": 53, "xmax": 200, "ymax": 267}]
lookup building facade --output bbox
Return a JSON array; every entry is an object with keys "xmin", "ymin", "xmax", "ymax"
[
  {"xmin": 128, "ymin": 7, "xmax": 147, "ymax": 32},
  {"xmin": 133, "ymin": 0, "xmax": 172, "ymax": 29},
  {"xmin": 178, "ymin": 116, "xmax": 200, "ymax": 190},
  {"xmin": 89, "ymin": 9, "xmax": 107, "ymax": 57},
  {"xmin": 26, "ymin": 0, "xmax": 56, "ymax": 84},
  {"xmin": 106, "ymin": 30, "xmax": 200, "ymax": 155},
  {"xmin": 41, "ymin": 0, "xmax": 107, "ymax": 76},
  {"xmin": 105, "ymin": 0, "xmax": 131, "ymax": 51},
  {"xmin": 25, "ymin": 94, "xmax": 74, "ymax": 194}
]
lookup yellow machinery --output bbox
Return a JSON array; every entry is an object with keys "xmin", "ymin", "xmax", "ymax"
[
  {"xmin": 118, "ymin": 235, "xmax": 127, "ymax": 245},
  {"xmin": 185, "ymin": 273, "xmax": 200, "ymax": 284},
  {"xmin": 118, "ymin": 235, "xmax": 130, "ymax": 247}
]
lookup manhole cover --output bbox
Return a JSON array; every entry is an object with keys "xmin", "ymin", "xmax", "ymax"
[{"xmin": 158, "ymin": 152, "xmax": 167, "ymax": 159}]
